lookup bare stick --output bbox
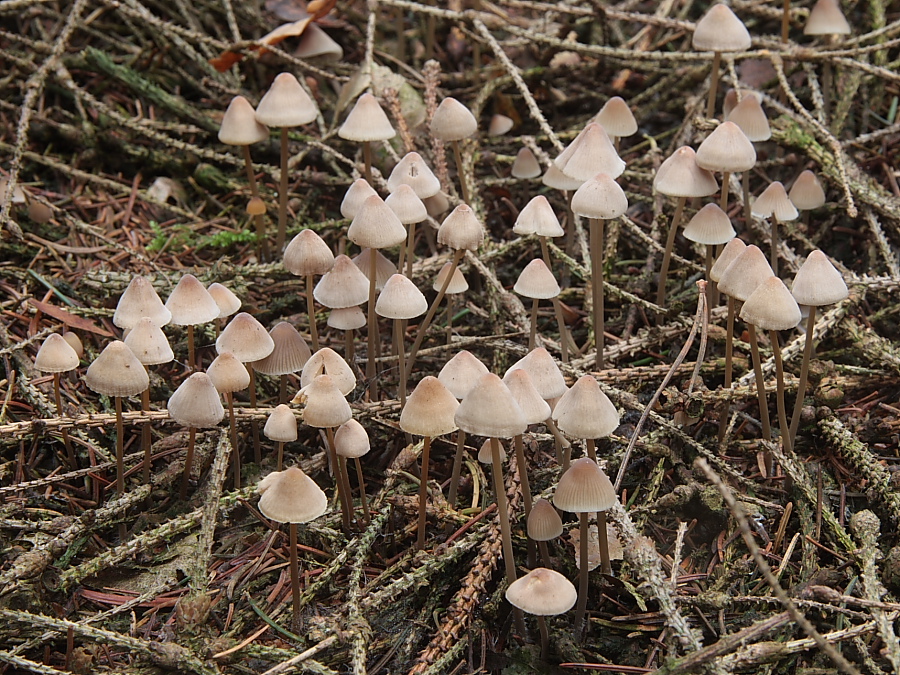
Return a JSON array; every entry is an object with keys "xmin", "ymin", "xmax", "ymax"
[
  {"xmin": 590, "ymin": 218, "xmax": 606, "ymax": 369},
  {"xmin": 748, "ymin": 324, "xmax": 773, "ymax": 464},
  {"xmin": 573, "ymin": 511, "xmax": 590, "ymax": 632},
  {"xmin": 306, "ymin": 275, "xmax": 319, "ymax": 352},
  {"xmin": 789, "ymin": 308, "xmax": 817, "ymax": 444},
  {"xmin": 242, "ymin": 145, "xmax": 270, "ymax": 261},
  {"xmin": 718, "ymin": 296, "xmax": 736, "ymax": 444},
  {"xmin": 417, "ymin": 435, "xmax": 432, "ymax": 550},
  {"xmin": 656, "ymin": 196, "xmax": 685, "ymax": 309},
  {"xmin": 289, "ymin": 523, "xmax": 301, "ymax": 627},
  {"xmin": 354, "ymin": 456, "xmax": 370, "ymax": 523},
  {"xmin": 277, "ymin": 128, "xmax": 289, "ymax": 253},
  {"xmin": 528, "ymin": 298, "xmax": 539, "ymax": 351},
  {"xmin": 226, "ymin": 392, "xmax": 241, "ymax": 487},
  {"xmin": 706, "ymin": 51, "xmax": 722, "ymax": 119},
  {"xmin": 539, "ymin": 236, "xmax": 570, "ymax": 363},
  {"xmin": 365, "ymin": 248, "xmax": 378, "ymax": 398},
  {"xmin": 451, "ymin": 139, "xmax": 471, "ymax": 204},
  {"xmin": 448, "ymin": 430, "xmax": 466, "ymax": 508}
]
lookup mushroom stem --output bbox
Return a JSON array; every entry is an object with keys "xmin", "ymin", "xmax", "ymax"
[
  {"xmin": 248, "ymin": 364, "xmax": 262, "ymax": 464},
  {"xmin": 747, "ymin": 324, "xmax": 773, "ymax": 476},
  {"xmin": 276, "ymin": 441, "xmax": 285, "ymax": 471},
  {"xmin": 706, "ymin": 50, "xmax": 722, "ymax": 119},
  {"xmin": 490, "ymin": 436, "xmax": 525, "ymax": 633},
  {"xmin": 589, "ymin": 217, "xmax": 606, "ymax": 370},
  {"xmin": 448, "ymin": 430, "xmax": 467, "ymax": 508},
  {"xmin": 781, "ymin": 0, "xmax": 791, "ymax": 41},
  {"xmin": 401, "ymin": 221, "xmax": 419, "ymax": 278},
  {"xmin": 416, "ymin": 435, "xmax": 433, "ymax": 550},
  {"xmin": 276, "ymin": 128, "xmax": 290, "ymax": 253},
  {"xmin": 451, "ymin": 139, "xmax": 471, "ymax": 205},
  {"xmin": 513, "ymin": 433, "xmax": 535, "ymax": 567},
  {"xmin": 354, "ymin": 456, "xmax": 371, "ymax": 523},
  {"xmin": 346, "ymin": 329, "xmax": 355, "ymax": 362},
  {"xmin": 141, "ymin": 380, "xmax": 150, "ymax": 488},
  {"xmin": 657, "ymin": 196, "xmax": 686, "ymax": 309},
  {"xmin": 537, "ymin": 615, "xmax": 550, "ymax": 661},
  {"xmin": 720, "ymin": 172, "xmax": 731, "ymax": 212},
  {"xmin": 538, "ymin": 540, "xmax": 552, "ymax": 568},
  {"xmin": 586, "ymin": 438, "xmax": 597, "ymax": 462},
  {"xmin": 242, "ymin": 145, "xmax": 271, "ymax": 261},
  {"xmin": 226, "ymin": 392, "xmax": 241, "ymax": 487},
  {"xmin": 771, "ymin": 329, "xmax": 792, "ymax": 455},
  {"xmin": 598, "ymin": 510, "xmax": 612, "ymax": 575},
  {"xmin": 396, "ymin": 319, "xmax": 407, "ymax": 408},
  {"xmin": 770, "ymin": 218, "xmax": 780, "ymax": 277},
  {"xmin": 187, "ymin": 325, "xmax": 196, "ymax": 371},
  {"xmin": 363, "ymin": 141, "xmax": 373, "ymax": 185},
  {"xmin": 289, "ymin": 522, "xmax": 301, "ymax": 627},
  {"xmin": 528, "ymin": 298, "xmax": 539, "ymax": 351},
  {"xmin": 306, "ymin": 274, "xmax": 319, "ymax": 352},
  {"xmin": 365, "ymin": 247, "xmax": 379, "ymax": 399},
  {"xmin": 573, "ymin": 511, "xmax": 590, "ymax": 631},
  {"xmin": 789, "ymin": 307, "xmax": 817, "ymax": 444},
  {"xmin": 115, "ymin": 396, "xmax": 126, "ymax": 540},
  {"xmin": 545, "ymin": 418, "xmax": 569, "ymax": 467},
  {"xmin": 180, "ymin": 426, "xmax": 196, "ymax": 501},
  {"xmin": 718, "ymin": 296, "xmax": 736, "ymax": 444},
  {"xmin": 279, "ymin": 374, "xmax": 288, "ymax": 405},
  {"xmin": 742, "ymin": 171, "xmax": 752, "ymax": 229},
  {"xmin": 53, "ymin": 373, "xmax": 77, "ymax": 469},
  {"xmin": 326, "ymin": 426, "xmax": 353, "ymax": 531},
  {"xmin": 539, "ymin": 236, "xmax": 570, "ymax": 364}
]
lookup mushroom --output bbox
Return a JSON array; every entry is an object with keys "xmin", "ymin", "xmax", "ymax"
[
  {"xmin": 375, "ymin": 274, "xmax": 427, "ymax": 407},
  {"xmin": 751, "ymin": 181, "xmax": 798, "ymax": 277},
  {"xmin": 167, "ymin": 372, "xmax": 224, "ymax": 500},
  {"xmin": 334, "ymin": 419, "xmax": 372, "ymax": 523},
  {"xmin": 253, "ymin": 322, "xmax": 312, "ymax": 404},
  {"xmin": 34, "ymin": 333, "xmax": 80, "ymax": 468},
  {"xmin": 511, "ymin": 147, "xmax": 542, "ymax": 179},
  {"xmin": 527, "ymin": 499, "xmax": 564, "ymax": 569},
  {"xmin": 513, "ymin": 259, "xmax": 561, "ymax": 352},
  {"xmin": 506, "ymin": 567, "xmax": 576, "ymax": 660},
  {"xmin": 207, "ymin": 351, "xmax": 251, "ymax": 486},
  {"xmin": 432, "ymin": 262, "xmax": 469, "ymax": 344},
  {"xmin": 338, "ymin": 93, "xmax": 396, "ymax": 184},
  {"xmin": 283, "ymin": 229, "xmax": 335, "ymax": 352},
  {"xmin": 263, "ymin": 403, "xmax": 298, "ymax": 472},
  {"xmin": 387, "ymin": 152, "xmax": 441, "ymax": 276},
  {"xmin": 165, "ymin": 274, "xmax": 220, "ymax": 370},
  {"xmin": 691, "ymin": 4, "xmax": 752, "ymax": 119},
  {"xmin": 726, "ymin": 94, "xmax": 771, "ymax": 227},
  {"xmin": 430, "ymin": 97, "xmax": 478, "ymax": 204},
  {"xmin": 789, "ymin": 170, "xmax": 827, "ymax": 227}
]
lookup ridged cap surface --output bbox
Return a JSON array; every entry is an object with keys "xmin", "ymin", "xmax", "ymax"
[
  {"xmin": 35, "ymin": 333, "xmax": 79, "ymax": 373},
  {"xmin": 653, "ymin": 146, "xmax": 718, "ymax": 198},
  {"xmin": 514, "ymin": 259, "xmax": 560, "ymax": 299},
  {"xmin": 683, "ymin": 203, "xmax": 736, "ymax": 245},
  {"xmin": 284, "ymin": 229, "xmax": 335, "ymax": 277},
  {"xmin": 258, "ymin": 466, "xmax": 327, "ymax": 523},
  {"xmin": 430, "ymin": 97, "xmax": 478, "ymax": 141},
  {"xmin": 437, "ymin": 204, "xmax": 484, "ymax": 251},
  {"xmin": 554, "ymin": 457, "xmax": 617, "ymax": 512},
  {"xmin": 84, "ymin": 341, "xmax": 149, "ymax": 397},
  {"xmin": 513, "ymin": 195, "xmax": 565, "ymax": 238},
  {"xmin": 338, "ymin": 93, "xmax": 396, "ymax": 142},
  {"xmin": 527, "ymin": 499, "xmax": 564, "ymax": 541},
  {"xmin": 348, "ymin": 194, "xmax": 407, "ymax": 249},
  {"xmin": 504, "ymin": 348, "xmax": 567, "ymax": 400},
  {"xmin": 387, "ymin": 152, "xmax": 441, "ymax": 199},
  {"xmin": 506, "ymin": 567, "xmax": 577, "ymax": 616},
  {"xmin": 791, "ymin": 250, "xmax": 848, "ymax": 306},
  {"xmin": 255, "ymin": 72, "xmax": 318, "ymax": 127},
  {"xmin": 207, "ymin": 283, "xmax": 241, "ymax": 319},
  {"xmin": 376, "ymin": 274, "xmax": 428, "ymax": 320},
  {"xmin": 253, "ymin": 322, "xmax": 311, "ymax": 376},
  {"xmin": 692, "ymin": 4, "xmax": 752, "ymax": 51},
  {"xmin": 334, "ymin": 419, "xmax": 370, "ymax": 458},
  {"xmin": 166, "ymin": 274, "xmax": 220, "ymax": 327},
  {"xmin": 438, "ymin": 350, "xmax": 490, "ymax": 399},
  {"xmin": 696, "ymin": 122, "xmax": 756, "ymax": 173},
  {"xmin": 301, "ymin": 347, "xmax": 356, "ymax": 395},
  {"xmin": 555, "ymin": 123, "xmax": 625, "ymax": 182},
  {"xmin": 455, "ymin": 373, "xmax": 527, "ymax": 438},
  {"xmin": 298, "ymin": 374, "xmax": 352, "ymax": 428},
  {"xmin": 571, "ymin": 173, "xmax": 628, "ymax": 219},
  {"xmin": 114, "ymin": 276, "xmax": 171, "ymax": 329},
  {"xmin": 314, "ymin": 255, "xmax": 370, "ymax": 309},
  {"xmin": 167, "ymin": 372, "xmax": 224, "ymax": 427},
  {"xmin": 216, "ymin": 313, "xmax": 275, "ymax": 362},
  {"xmin": 206, "ymin": 351, "xmax": 250, "ymax": 393},
  {"xmin": 264, "ymin": 404, "xmax": 298, "ymax": 442},
  {"xmin": 552, "ymin": 375, "xmax": 619, "ymax": 439},
  {"xmin": 400, "ymin": 376, "xmax": 460, "ymax": 437},
  {"xmin": 717, "ymin": 245, "xmax": 774, "ymax": 302},
  {"xmin": 739, "ymin": 276, "xmax": 802, "ymax": 330},
  {"xmin": 124, "ymin": 317, "xmax": 174, "ymax": 366},
  {"xmin": 218, "ymin": 96, "xmax": 268, "ymax": 145}
]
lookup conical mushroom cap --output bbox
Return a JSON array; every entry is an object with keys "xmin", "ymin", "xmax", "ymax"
[
  {"xmin": 502, "ymin": 368, "xmax": 551, "ymax": 425},
  {"xmin": 514, "ymin": 259, "xmax": 560, "ymax": 299},
  {"xmin": 789, "ymin": 171, "xmax": 826, "ymax": 211},
  {"xmin": 114, "ymin": 276, "xmax": 171, "ymax": 329},
  {"xmin": 527, "ymin": 499, "xmax": 564, "ymax": 541},
  {"xmin": 63, "ymin": 332, "xmax": 84, "ymax": 359},
  {"xmin": 752, "ymin": 182, "xmax": 798, "ymax": 221},
  {"xmin": 35, "ymin": 333, "xmax": 80, "ymax": 373},
  {"xmin": 430, "ymin": 97, "xmax": 478, "ymax": 141},
  {"xmin": 348, "ymin": 194, "xmax": 407, "ymax": 250},
  {"xmin": 376, "ymin": 274, "xmax": 428, "ymax": 320},
  {"xmin": 84, "ymin": 341, "xmax": 149, "ymax": 397},
  {"xmin": 552, "ymin": 375, "xmax": 619, "ymax": 439},
  {"xmin": 124, "ymin": 317, "xmax": 174, "ymax": 366},
  {"xmin": 653, "ymin": 146, "xmax": 719, "ymax": 198},
  {"xmin": 264, "ymin": 404, "xmax": 298, "ymax": 442},
  {"xmin": 255, "ymin": 72, "xmax": 318, "ymax": 127},
  {"xmin": 207, "ymin": 351, "xmax": 250, "ymax": 393},
  {"xmin": 433, "ymin": 263, "xmax": 469, "ymax": 294},
  {"xmin": 455, "ymin": 373, "xmax": 527, "ymax": 438},
  {"xmin": 513, "ymin": 195, "xmax": 565, "ymax": 238},
  {"xmin": 207, "ymin": 283, "xmax": 242, "ymax": 319},
  {"xmin": 542, "ymin": 164, "xmax": 583, "ymax": 191},
  {"xmin": 504, "ymin": 347, "xmax": 567, "ymax": 400},
  {"xmin": 284, "ymin": 229, "xmax": 335, "ymax": 277},
  {"xmin": 328, "ymin": 306, "xmax": 366, "ymax": 331},
  {"xmin": 314, "ymin": 255, "xmax": 371, "ymax": 309},
  {"xmin": 740, "ymin": 276, "xmax": 802, "ymax": 331},
  {"xmin": 387, "ymin": 152, "xmax": 441, "ymax": 199},
  {"xmin": 400, "ymin": 376, "xmax": 460, "ymax": 437},
  {"xmin": 791, "ymin": 250, "xmax": 848, "ymax": 306},
  {"xmin": 300, "ymin": 347, "xmax": 356, "ymax": 395},
  {"xmin": 692, "ymin": 4, "xmax": 752, "ymax": 52},
  {"xmin": 216, "ymin": 313, "xmax": 275, "ymax": 362},
  {"xmin": 438, "ymin": 350, "xmax": 490, "ymax": 399},
  {"xmin": 338, "ymin": 92, "xmax": 396, "ymax": 142},
  {"xmin": 167, "ymin": 372, "xmax": 224, "ymax": 428},
  {"xmin": 353, "ymin": 248, "xmax": 397, "ymax": 291},
  {"xmin": 683, "ymin": 203, "xmax": 736, "ymax": 245},
  {"xmin": 805, "ymin": 0, "xmax": 851, "ymax": 35},
  {"xmin": 258, "ymin": 466, "xmax": 327, "ymax": 523},
  {"xmin": 334, "ymin": 419, "xmax": 370, "ymax": 458},
  {"xmin": 696, "ymin": 122, "xmax": 756, "ymax": 173},
  {"xmin": 253, "ymin": 322, "xmax": 311, "ymax": 376},
  {"xmin": 166, "ymin": 274, "xmax": 221, "ymax": 327},
  {"xmin": 594, "ymin": 96, "xmax": 638, "ymax": 138},
  {"xmin": 726, "ymin": 95, "xmax": 771, "ymax": 142},
  {"xmin": 218, "ymin": 96, "xmax": 268, "ymax": 145},
  {"xmin": 555, "ymin": 123, "xmax": 625, "ymax": 182},
  {"xmin": 571, "ymin": 173, "xmax": 628, "ymax": 219},
  {"xmin": 709, "ymin": 237, "xmax": 747, "ymax": 283},
  {"xmin": 295, "ymin": 22, "xmax": 343, "ymax": 59},
  {"xmin": 506, "ymin": 567, "xmax": 577, "ymax": 616},
  {"xmin": 554, "ymin": 457, "xmax": 616, "ymax": 513},
  {"xmin": 437, "ymin": 204, "xmax": 484, "ymax": 251},
  {"xmin": 717, "ymin": 245, "xmax": 774, "ymax": 301},
  {"xmin": 299, "ymin": 374, "xmax": 352, "ymax": 428},
  {"xmin": 385, "ymin": 184, "xmax": 427, "ymax": 224},
  {"xmin": 340, "ymin": 179, "xmax": 379, "ymax": 220},
  {"xmin": 511, "ymin": 147, "xmax": 542, "ymax": 179},
  {"xmin": 478, "ymin": 438, "xmax": 507, "ymax": 464},
  {"xmin": 488, "ymin": 114, "xmax": 514, "ymax": 136}
]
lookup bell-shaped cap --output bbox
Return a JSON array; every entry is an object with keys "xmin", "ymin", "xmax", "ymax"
[
  {"xmin": 264, "ymin": 404, "xmax": 298, "ymax": 442},
  {"xmin": 696, "ymin": 122, "xmax": 756, "ymax": 173},
  {"xmin": 433, "ymin": 262, "xmax": 469, "ymax": 294},
  {"xmin": 504, "ymin": 347, "xmax": 567, "ymax": 400},
  {"xmin": 84, "ymin": 341, "xmax": 149, "ymax": 397},
  {"xmin": 552, "ymin": 375, "xmax": 619, "ymax": 439},
  {"xmin": 295, "ymin": 22, "xmax": 343, "ymax": 59},
  {"xmin": 789, "ymin": 171, "xmax": 826, "ymax": 211},
  {"xmin": 314, "ymin": 255, "xmax": 370, "ymax": 309},
  {"xmin": 207, "ymin": 283, "xmax": 241, "ymax": 319},
  {"xmin": 438, "ymin": 350, "xmax": 490, "ymax": 399},
  {"xmin": 430, "ymin": 97, "xmax": 478, "ymax": 141},
  {"xmin": 255, "ymin": 72, "xmax": 318, "ymax": 128},
  {"xmin": 167, "ymin": 372, "xmax": 224, "ymax": 428},
  {"xmin": 334, "ymin": 419, "xmax": 370, "ymax": 458},
  {"xmin": 284, "ymin": 229, "xmax": 335, "ymax": 277},
  {"xmin": 726, "ymin": 95, "xmax": 771, "ymax": 142},
  {"xmin": 387, "ymin": 152, "xmax": 441, "ymax": 199},
  {"xmin": 114, "ymin": 276, "xmax": 171, "ymax": 329},
  {"xmin": 488, "ymin": 114, "xmax": 514, "ymax": 136},
  {"xmin": 709, "ymin": 237, "xmax": 747, "ymax": 283},
  {"xmin": 63, "ymin": 332, "xmax": 84, "ymax": 359},
  {"xmin": 805, "ymin": 0, "xmax": 851, "ymax": 35},
  {"xmin": 216, "ymin": 313, "xmax": 275, "ymax": 362},
  {"xmin": 683, "ymin": 203, "xmax": 736, "ymax": 245},
  {"xmin": 513, "ymin": 195, "xmax": 565, "ymax": 238},
  {"xmin": 502, "ymin": 368, "xmax": 551, "ymax": 425},
  {"xmin": 554, "ymin": 457, "xmax": 616, "ymax": 513},
  {"xmin": 740, "ymin": 276, "xmax": 802, "ymax": 330},
  {"xmin": 752, "ymin": 182, "xmax": 798, "ymax": 221},
  {"xmin": 35, "ymin": 333, "xmax": 80, "ymax": 373},
  {"xmin": 340, "ymin": 179, "xmax": 379, "ymax": 220},
  {"xmin": 207, "ymin": 351, "xmax": 250, "ymax": 393},
  {"xmin": 218, "ymin": 96, "xmax": 268, "ymax": 145},
  {"xmin": 298, "ymin": 374, "xmax": 352, "ymax": 428},
  {"xmin": 353, "ymin": 248, "xmax": 397, "ymax": 291},
  {"xmin": 506, "ymin": 567, "xmax": 577, "ymax": 616},
  {"xmin": 514, "ymin": 259, "xmax": 560, "ymax": 299},
  {"xmin": 258, "ymin": 466, "xmax": 327, "ymax": 523},
  {"xmin": 478, "ymin": 438, "xmax": 507, "ymax": 464},
  {"xmin": 376, "ymin": 274, "xmax": 428, "ymax": 320},
  {"xmin": 338, "ymin": 92, "xmax": 396, "ymax": 142},
  {"xmin": 455, "ymin": 373, "xmax": 527, "ymax": 438},
  {"xmin": 328, "ymin": 306, "xmax": 366, "ymax": 331},
  {"xmin": 571, "ymin": 173, "xmax": 628, "ymax": 219},
  {"xmin": 717, "ymin": 245, "xmax": 774, "ymax": 302},
  {"xmin": 511, "ymin": 147, "xmax": 542, "ymax": 179},
  {"xmin": 348, "ymin": 194, "xmax": 407, "ymax": 250},
  {"xmin": 124, "ymin": 317, "xmax": 174, "ymax": 366},
  {"xmin": 594, "ymin": 97, "xmax": 638, "ymax": 138},
  {"xmin": 301, "ymin": 347, "xmax": 356, "ymax": 395},
  {"xmin": 555, "ymin": 123, "xmax": 625, "ymax": 182},
  {"xmin": 791, "ymin": 250, "xmax": 848, "ymax": 306},
  {"xmin": 166, "ymin": 274, "xmax": 220, "ymax": 327},
  {"xmin": 437, "ymin": 204, "xmax": 485, "ymax": 251},
  {"xmin": 400, "ymin": 376, "xmax": 460, "ymax": 437},
  {"xmin": 653, "ymin": 146, "xmax": 719, "ymax": 199},
  {"xmin": 692, "ymin": 4, "xmax": 752, "ymax": 52},
  {"xmin": 527, "ymin": 499, "xmax": 564, "ymax": 541},
  {"xmin": 542, "ymin": 164, "xmax": 583, "ymax": 191},
  {"xmin": 253, "ymin": 322, "xmax": 311, "ymax": 376},
  {"xmin": 385, "ymin": 184, "xmax": 428, "ymax": 224}
]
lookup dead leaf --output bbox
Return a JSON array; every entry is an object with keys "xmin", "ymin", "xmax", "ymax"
[{"xmin": 29, "ymin": 299, "xmax": 113, "ymax": 337}]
